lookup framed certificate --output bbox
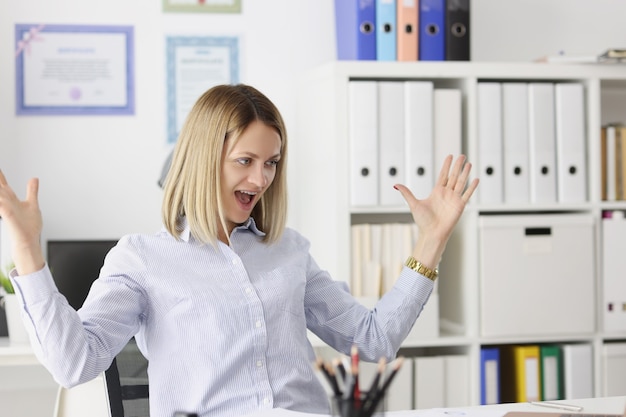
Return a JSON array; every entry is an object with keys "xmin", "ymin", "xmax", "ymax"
[
  {"xmin": 15, "ymin": 24, "xmax": 135, "ymax": 116},
  {"xmin": 166, "ymin": 36, "xmax": 239, "ymax": 143},
  {"xmin": 163, "ymin": 0, "xmax": 241, "ymax": 13}
]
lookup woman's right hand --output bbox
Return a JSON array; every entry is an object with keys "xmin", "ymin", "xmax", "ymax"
[{"xmin": 0, "ymin": 170, "xmax": 45, "ymax": 275}]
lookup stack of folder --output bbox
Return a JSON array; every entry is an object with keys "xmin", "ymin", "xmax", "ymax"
[
  {"xmin": 334, "ymin": 0, "xmax": 470, "ymax": 62},
  {"xmin": 476, "ymin": 82, "xmax": 588, "ymax": 204},
  {"xmin": 480, "ymin": 343, "xmax": 593, "ymax": 405},
  {"xmin": 348, "ymin": 80, "xmax": 462, "ymax": 208}
]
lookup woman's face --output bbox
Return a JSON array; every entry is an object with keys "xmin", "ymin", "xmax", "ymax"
[{"xmin": 220, "ymin": 120, "xmax": 281, "ymax": 238}]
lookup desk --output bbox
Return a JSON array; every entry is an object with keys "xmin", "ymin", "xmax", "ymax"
[
  {"xmin": 242, "ymin": 397, "xmax": 626, "ymax": 417},
  {"xmin": 0, "ymin": 337, "xmax": 58, "ymax": 417},
  {"xmin": 0, "ymin": 337, "xmax": 40, "ymax": 366},
  {"xmin": 465, "ymin": 397, "xmax": 626, "ymax": 414}
]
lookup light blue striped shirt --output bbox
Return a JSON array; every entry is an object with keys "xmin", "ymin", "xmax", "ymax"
[{"xmin": 11, "ymin": 218, "xmax": 434, "ymax": 417}]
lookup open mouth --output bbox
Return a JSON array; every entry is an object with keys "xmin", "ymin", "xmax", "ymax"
[{"xmin": 236, "ymin": 190, "xmax": 257, "ymax": 205}]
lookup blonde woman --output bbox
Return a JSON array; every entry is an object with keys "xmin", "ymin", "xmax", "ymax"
[{"xmin": 0, "ymin": 84, "xmax": 478, "ymax": 417}]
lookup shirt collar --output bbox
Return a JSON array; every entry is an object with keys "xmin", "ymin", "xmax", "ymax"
[{"xmin": 168, "ymin": 217, "xmax": 266, "ymax": 243}]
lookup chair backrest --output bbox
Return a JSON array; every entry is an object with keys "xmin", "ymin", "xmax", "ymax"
[
  {"xmin": 53, "ymin": 374, "xmax": 110, "ymax": 417},
  {"xmin": 104, "ymin": 338, "xmax": 150, "ymax": 417}
]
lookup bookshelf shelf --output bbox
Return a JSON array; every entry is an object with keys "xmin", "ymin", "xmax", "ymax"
[{"xmin": 297, "ymin": 61, "xmax": 626, "ymax": 407}]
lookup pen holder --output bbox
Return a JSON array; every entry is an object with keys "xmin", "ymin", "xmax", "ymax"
[{"xmin": 330, "ymin": 392, "xmax": 385, "ymax": 417}]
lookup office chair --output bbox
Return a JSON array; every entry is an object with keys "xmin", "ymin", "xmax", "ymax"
[
  {"xmin": 53, "ymin": 338, "xmax": 149, "ymax": 417},
  {"xmin": 104, "ymin": 337, "xmax": 150, "ymax": 417}
]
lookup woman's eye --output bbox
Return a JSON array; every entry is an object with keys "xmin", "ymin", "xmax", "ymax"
[
  {"xmin": 266, "ymin": 160, "xmax": 279, "ymax": 167},
  {"xmin": 237, "ymin": 158, "xmax": 251, "ymax": 166}
]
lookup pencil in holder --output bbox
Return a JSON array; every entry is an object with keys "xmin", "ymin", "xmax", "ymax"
[{"xmin": 330, "ymin": 391, "xmax": 385, "ymax": 417}]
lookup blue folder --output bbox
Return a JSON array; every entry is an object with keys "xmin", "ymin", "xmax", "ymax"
[
  {"xmin": 419, "ymin": 0, "xmax": 445, "ymax": 60},
  {"xmin": 334, "ymin": 0, "xmax": 377, "ymax": 60},
  {"xmin": 376, "ymin": 0, "xmax": 396, "ymax": 61},
  {"xmin": 480, "ymin": 347, "xmax": 501, "ymax": 405}
]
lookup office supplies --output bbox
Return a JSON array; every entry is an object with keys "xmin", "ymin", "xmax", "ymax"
[
  {"xmin": 480, "ymin": 347, "xmax": 500, "ymax": 405},
  {"xmin": 602, "ymin": 343, "xmax": 626, "ymax": 396},
  {"xmin": 502, "ymin": 82, "xmax": 530, "ymax": 203},
  {"xmin": 415, "ymin": 356, "xmax": 445, "ymax": 408},
  {"xmin": 562, "ymin": 343, "xmax": 593, "ymax": 400},
  {"xmin": 334, "ymin": 0, "xmax": 377, "ymax": 60},
  {"xmin": 528, "ymin": 401, "xmax": 583, "ymax": 412},
  {"xmin": 554, "ymin": 83, "xmax": 587, "ymax": 203},
  {"xmin": 369, "ymin": 356, "xmax": 404, "ymax": 411},
  {"xmin": 605, "ymin": 125, "xmax": 618, "ymax": 201},
  {"xmin": 326, "ymin": 354, "xmax": 403, "ymax": 417},
  {"xmin": 419, "ymin": 0, "xmax": 445, "ymax": 60},
  {"xmin": 404, "ymin": 81, "xmax": 434, "ymax": 199},
  {"xmin": 350, "ymin": 345, "xmax": 360, "ymax": 401},
  {"xmin": 348, "ymin": 81, "xmax": 379, "ymax": 206},
  {"xmin": 376, "ymin": 0, "xmax": 397, "ymax": 60},
  {"xmin": 501, "ymin": 345, "xmax": 541, "ymax": 403},
  {"xmin": 528, "ymin": 83, "xmax": 557, "ymax": 203},
  {"xmin": 397, "ymin": 0, "xmax": 419, "ymax": 61},
  {"xmin": 477, "ymin": 82, "xmax": 504, "ymax": 204},
  {"xmin": 539, "ymin": 345, "xmax": 563, "ymax": 401},
  {"xmin": 602, "ymin": 211, "xmax": 626, "ymax": 333},
  {"xmin": 445, "ymin": 0, "xmax": 470, "ymax": 60},
  {"xmin": 378, "ymin": 81, "xmax": 406, "ymax": 206},
  {"xmin": 384, "ymin": 357, "xmax": 412, "ymax": 411},
  {"xmin": 433, "ymin": 88, "xmax": 462, "ymax": 170},
  {"xmin": 445, "ymin": 355, "xmax": 470, "ymax": 407}
]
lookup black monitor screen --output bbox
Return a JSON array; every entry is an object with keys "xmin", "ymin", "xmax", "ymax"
[{"xmin": 47, "ymin": 240, "xmax": 118, "ymax": 310}]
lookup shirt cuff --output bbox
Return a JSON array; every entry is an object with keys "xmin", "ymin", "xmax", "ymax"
[
  {"xmin": 394, "ymin": 265, "xmax": 435, "ymax": 300},
  {"xmin": 10, "ymin": 264, "xmax": 59, "ymax": 306}
]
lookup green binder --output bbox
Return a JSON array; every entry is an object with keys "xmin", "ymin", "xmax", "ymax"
[{"xmin": 540, "ymin": 345, "xmax": 564, "ymax": 400}]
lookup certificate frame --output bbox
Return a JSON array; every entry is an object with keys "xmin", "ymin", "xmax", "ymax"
[
  {"xmin": 166, "ymin": 36, "xmax": 239, "ymax": 143},
  {"xmin": 15, "ymin": 24, "xmax": 135, "ymax": 116},
  {"xmin": 163, "ymin": 0, "xmax": 241, "ymax": 14}
]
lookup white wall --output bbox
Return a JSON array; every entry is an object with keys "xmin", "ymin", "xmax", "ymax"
[{"xmin": 0, "ymin": 0, "xmax": 625, "ymax": 254}]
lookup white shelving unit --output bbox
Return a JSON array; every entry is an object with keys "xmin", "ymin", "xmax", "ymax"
[{"xmin": 295, "ymin": 61, "xmax": 626, "ymax": 406}]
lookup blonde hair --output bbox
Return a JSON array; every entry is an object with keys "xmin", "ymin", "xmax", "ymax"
[{"xmin": 161, "ymin": 84, "xmax": 288, "ymax": 245}]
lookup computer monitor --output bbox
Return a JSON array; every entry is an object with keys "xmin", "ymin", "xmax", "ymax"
[{"xmin": 46, "ymin": 240, "xmax": 118, "ymax": 310}]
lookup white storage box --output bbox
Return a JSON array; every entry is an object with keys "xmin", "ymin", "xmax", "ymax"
[{"xmin": 479, "ymin": 214, "xmax": 596, "ymax": 337}]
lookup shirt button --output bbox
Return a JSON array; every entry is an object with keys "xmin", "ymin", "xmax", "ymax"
[
  {"xmin": 245, "ymin": 287, "xmax": 252, "ymax": 294},
  {"xmin": 255, "ymin": 320, "xmax": 262, "ymax": 328},
  {"xmin": 263, "ymin": 398, "xmax": 270, "ymax": 405},
  {"xmin": 256, "ymin": 360, "xmax": 263, "ymax": 368},
  {"xmin": 232, "ymin": 258, "xmax": 238, "ymax": 265}
]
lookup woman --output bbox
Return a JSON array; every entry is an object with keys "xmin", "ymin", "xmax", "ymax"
[{"xmin": 0, "ymin": 84, "xmax": 478, "ymax": 417}]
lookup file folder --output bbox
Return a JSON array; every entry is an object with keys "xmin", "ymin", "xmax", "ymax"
[
  {"xmin": 419, "ymin": 0, "xmax": 445, "ymax": 61},
  {"xmin": 334, "ymin": 0, "xmax": 377, "ymax": 60},
  {"xmin": 480, "ymin": 347, "xmax": 500, "ymax": 405},
  {"xmin": 445, "ymin": 0, "xmax": 470, "ymax": 60},
  {"xmin": 554, "ymin": 83, "xmax": 588, "ymax": 203},
  {"xmin": 348, "ymin": 81, "xmax": 379, "ymax": 206},
  {"xmin": 501, "ymin": 345, "xmax": 541, "ymax": 403},
  {"xmin": 404, "ymin": 81, "xmax": 434, "ymax": 199},
  {"xmin": 602, "ymin": 342, "xmax": 626, "ymax": 396},
  {"xmin": 540, "ymin": 345, "xmax": 563, "ymax": 401},
  {"xmin": 386, "ymin": 357, "xmax": 414, "ymax": 411},
  {"xmin": 378, "ymin": 81, "xmax": 406, "ymax": 206},
  {"xmin": 445, "ymin": 355, "xmax": 470, "ymax": 407},
  {"xmin": 376, "ymin": 0, "xmax": 397, "ymax": 61},
  {"xmin": 502, "ymin": 83, "xmax": 530, "ymax": 204},
  {"xmin": 562, "ymin": 343, "xmax": 593, "ymax": 400},
  {"xmin": 528, "ymin": 83, "xmax": 557, "ymax": 203},
  {"xmin": 602, "ymin": 210, "xmax": 626, "ymax": 333},
  {"xmin": 477, "ymin": 82, "xmax": 504, "ymax": 204},
  {"xmin": 397, "ymin": 0, "xmax": 419, "ymax": 61},
  {"xmin": 434, "ymin": 89, "xmax": 462, "ymax": 170},
  {"xmin": 415, "ymin": 356, "xmax": 445, "ymax": 408},
  {"xmin": 605, "ymin": 125, "xmax": 618, "ymax": 201}
]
